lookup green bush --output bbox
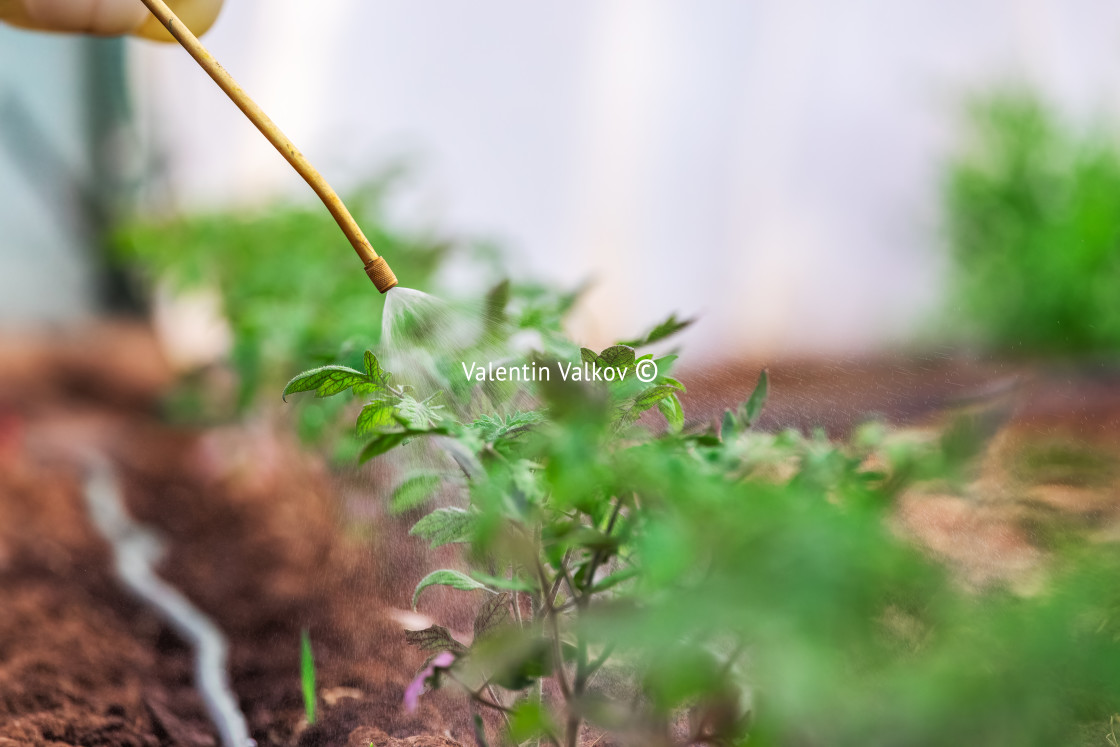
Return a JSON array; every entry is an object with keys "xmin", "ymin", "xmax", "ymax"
[{"xmin": 944, "ymin": 91, "xmax": 1120, "ymax": 355}]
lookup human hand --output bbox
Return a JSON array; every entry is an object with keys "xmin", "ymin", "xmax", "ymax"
[{"xmin": 0, "ymin": 0, "xmax": 222, "ymax": 39}]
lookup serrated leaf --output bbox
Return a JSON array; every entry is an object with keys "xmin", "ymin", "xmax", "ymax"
[
  {"xmin": 282, "ymin": 365, "xmax": 368, "ymax": 401},
  {"xmin": 413, "ymin": 569, "xmax": 489, "ymax": 609},
  {"xmin": 596, "ymin": 345, "xmax": 636, "ymax": 369},
  {"xmin": 391, "ymin": 473, "xmax": 443, "ymax": 513},
  {"xmin": 396, "ymin": 394, "xmax": 445, "ymax": 429},
  {"xmin": 410, "ymin": 507, "xmax": 476, "ymax": 547},
  {"xmin": 364, "ymin": 350, "xmax": 383, "ymax": 380},
  {"xmin": 580, "ymin": 347, "xmax": 599, "ymax": 364},
  {"xmin": 619, "ymin": 313, "xmax": 694, "ymax": 347},
  {"xmin": 356, "ymin": 399, "xmax": 396, "ymax": 436},
  {"xmin": 474, "ymin": 592, "xmax": 512, "ymax": 639},
  {"xmin": 741, "ymin": 368, "xmax": 769, "ymax": 426},
  {"xmin": 405, "ymin": 625, "xmax": 468, "ymax": 655},
  {"xmin": 469, "ymin": 411, "xmax": 544, "ymax": 444},
  {"xmin": 634, "ymin": 385, "xmax": 679, "ymax": 412}
]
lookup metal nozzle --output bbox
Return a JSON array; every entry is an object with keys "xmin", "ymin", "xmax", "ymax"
[{"xmin": 365, "ymin": 257, "xmax": 399, "ymax": 293}]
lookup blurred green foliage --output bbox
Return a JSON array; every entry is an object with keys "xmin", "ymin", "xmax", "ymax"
[
  {"xmin": 113, "ymin": 180, "xmax": 471, "ymax": 441},
  {"xmin": 944, "ymin": 91, "xmax": 1120, "ymax": 355},
  {"xmin": 289, "ymin": 279, "xmax": 1120, "ymax": 746}
]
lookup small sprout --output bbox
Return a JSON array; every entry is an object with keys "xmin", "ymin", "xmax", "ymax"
[{"xmin": 300, "ymin": 628, "xmax": 316, "ymax": 725}]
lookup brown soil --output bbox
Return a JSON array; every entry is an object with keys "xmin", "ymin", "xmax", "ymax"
[
  {"xmin": 683, "ymin": 353, "xmax": 1120, "ymax": 589},
  {"xmin": 0, "ymin": 323, "xmax": 469, "ymax": 746},
  {"xmin": 3, "ymin": 326, "xmax": 1120, "ymax": 746}
]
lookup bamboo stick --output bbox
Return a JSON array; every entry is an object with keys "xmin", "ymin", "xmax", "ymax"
[{"xmin": 137, "ymin": 0, "xmax": 398, "ymax": 292}]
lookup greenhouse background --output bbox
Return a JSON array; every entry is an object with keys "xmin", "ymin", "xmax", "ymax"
[{"xmin": 5, "ymin": 0, "xmax": 1120, "ymax": 353}]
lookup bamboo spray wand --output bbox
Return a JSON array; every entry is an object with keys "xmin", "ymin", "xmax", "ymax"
[{"xmin": 137, "ymin": 0, "xmax": 399, "ymax": 293}]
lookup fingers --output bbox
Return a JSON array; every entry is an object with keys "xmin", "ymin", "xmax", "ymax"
[{"xmin": 2, "ymin": 0, "xmax": 222, "ymax": 37}]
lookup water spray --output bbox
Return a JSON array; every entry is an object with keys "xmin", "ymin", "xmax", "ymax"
[{"xmin": 138, "ymin": 0, "xmax": 399, "ymax": 293}]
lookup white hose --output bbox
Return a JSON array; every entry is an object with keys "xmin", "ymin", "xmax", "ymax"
[{"xmin": 82, "ymin": 454, "xmax": 255, "ymax": 747}]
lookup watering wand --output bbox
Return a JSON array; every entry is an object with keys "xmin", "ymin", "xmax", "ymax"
[{"xmin": 137, "ymin": 0, "xmax": 399, "ymax": 293}]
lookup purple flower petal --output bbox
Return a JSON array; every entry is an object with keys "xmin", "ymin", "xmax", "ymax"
[
  {"xmin": 403, "ymin": 651, "xmax": 457, "ymax": 713},
  {"xmin": 431, "ymin": 651, "xmax": 456, "ymax": 669}
]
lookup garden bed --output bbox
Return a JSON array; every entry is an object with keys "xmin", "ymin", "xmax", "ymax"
[
  {"xmin": 3, "ymin": 323, "xmax": 1120, "ymax": 746},
  {"xmin": 0, "ymin": 323, "xmax": 467, "ymax": 746}
]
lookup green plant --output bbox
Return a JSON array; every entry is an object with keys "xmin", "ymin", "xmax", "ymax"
[
  {"xmin": 113, "ymin": 176, "xmax": 485, "ymax": 444},
  {"xmin": 300, "ymin": 628, "xmax": 317, "ymax": 725},
  {"xmin": 943, "ymin": 90, "xmax": 1120, "ymax": 355},
  {"xmin": 287, "ymin": 282, "xmax": 1120, "ymax": 746}
]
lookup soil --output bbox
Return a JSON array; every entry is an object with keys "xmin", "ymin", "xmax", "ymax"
[
  {"xmin": 0, "ymin": 323, "xmax": 470, "ymax": 746},
  {"xmin": 2, "ymin": 325, "xmax": 1120, "ymax": 746},
  {"xmin": 682, "ymin": 352, "xmax": 1120, "ymax": 588}
]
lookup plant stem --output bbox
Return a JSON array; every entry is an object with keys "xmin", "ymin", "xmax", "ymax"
[
  {"xmin": 447, "ymin": 671, "xmax": 514, "ymax": 715},
  {"xmin": 533, "ymin": 559, "xmax": 572, "ymax": 701},
  {"xmin": 547, "ymin": 550, "xmax": 573, "ymax": 608},
  {"xmin": 509, "ymin": 564, "xmax": 527, "ymax": 631},
  {"xmin": 485, "ymin": 683, "xmax": 515, "ymax": 734},
  {"xmin": 135, "ymin": 0, "xmax": 397, "ymax": 291},
  {"xmin": 565, "ymin": 497, "xmax": 626, "ymax": 747}
]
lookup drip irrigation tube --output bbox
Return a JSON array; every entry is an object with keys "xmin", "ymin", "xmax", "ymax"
[{"xmin": 82, "ymin": 454, "xmax": 255, "ymax": 747}]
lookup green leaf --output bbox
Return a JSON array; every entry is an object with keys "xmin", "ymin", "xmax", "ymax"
[
  {"xmin": 473, "ymin": 714, "xmax": 490, "ymax": 747},
  {"xmin": 486, "ymin": 637, "xmax": 555, "ymax": 690},
  {"xmin": 619, "ymin": 312, "xmax": 694, "ymax": 347},
  {"xmin": 358, "ymin": 431, "xmax": 413, "ymax": 461},
  {"xmin": 688, "ymin": 431, "xmax": 723, "ymax": 447},
  {"xmin": 410, "ymin": 507, "xmax": 476, "ymax": 547},
  {"xmin": 469, "ymin": 411, "xmax": 544, "ymax": 443},
  {"xmin": 300, "ymin": 628, "xmax": 316, "ymax": 725},
  {"xmin": 364, "ymin": 350, "xmax": 383, "ymax": 379},
  {"xmin": 660, "ymin": 376, "xmax": 686, "ymax": 392},
  {"xmin": 510, "ymin": 459, "xmax": 544, "ymax": 504},
  {"xmin": 634, "ymin": 385, "xmax": 679, "ymax": 412},
  {"xmin": 508, "ymin": 701, "xmax": 559, "ymax": 743},
  {"xmin": 597, "ymin": 345, "xmax": 636, "ymax": 369},
  {"xmin": 353, "ymin": 351, "xmax": 390, "ymax": 395},
  {"xmin": 391, "ymin": 473, "xmax": 443, "ymax": 513},
  {"xmin": 355, "ymin": 399, "xmax": 396, "ymax": 436},
  {"xmin": 741, "ymin": 368, "xmax": 769, "ymax": 426},
  {"xmin": 412, "ymin": 569, "xmax": 489, "ymax": 609},
  {"xmin": 358, "ymin": 426, "xmax": 448, "ymax": 463},
  {"xmin": 484, "ymin": 279, "xmax": 510, "ymax": 332},
  {"xmin": 470, "ymin": 571, "xmax": 536, "ymax": 592},
  {"xmin": 580, "ymin": 347, "xmax": 599, "ymax": 364},
  {"xmin": 473, "ymin": 592, "xmax": 512, "ymax": 639},
  {"xmin": 404, "ymin": 625, "xmax": 468, "ymax": 655},
  {"xmin": 282, "ymin": 365, "xmax": 368, "ymax": 401},
  {"xmin": 396, "ymin": 393, "xmax": 445, "ymax": 429},
  {"xmin": 721, "ymin": 409, "xmax": 737, "ymax": 440},
  {"xmin": 657, "ymin": 393, "xmax": 685, "ymax": 432},
  {"xmin": 590, "ymin": 566, "xmax": 640, "ymax": 593}
]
